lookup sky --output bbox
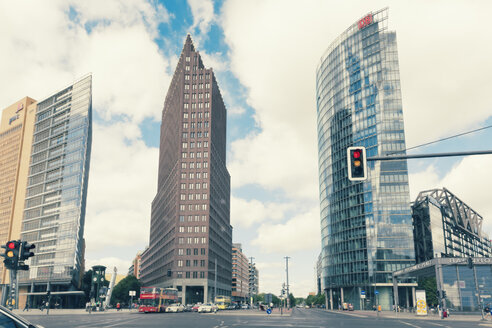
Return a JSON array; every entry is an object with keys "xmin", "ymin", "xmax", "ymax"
[{"xmin": 1, "ymin": 0, "xmax": 491, "ymax": 298}]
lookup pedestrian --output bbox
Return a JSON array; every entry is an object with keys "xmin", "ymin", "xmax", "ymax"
[
  {"xmin": 485, "ymin": 304, "xmax": 490, "ymax": 320},
  {"xmin": 23, "ymin": 301, "xmax": 29, "ymax": 312},
  {"xmin": 116, "ymin": 302, "xmax": 121, "ymax": 311}
]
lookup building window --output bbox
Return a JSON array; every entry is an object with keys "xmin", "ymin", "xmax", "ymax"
[
  {"xmin": 186, "ymin": 272, "xmax": 190, "ymax": 278},
  {"xmin": 202, "ymin": 204, "xmax": 207, "ymax": 210},
  {"xmin": 180, "ymin": 204, "xmax": 185, "ymax": 211},
  {"xmin": 189, "ymin": 183, "xmax": 194, "ymax": 190},
  {"xmin": 186, "ymin": 56, "xmax": 190, "ymax": 62},
  {"xmin": 194, "ymin": 237, "xmax": 199, "ymax": 244},
  {"xmin": 203, "ymin": 162, "xmax": 208, "ymax": 168},
  {"xmin": 194, "ymin": 248, "xmax": 198, "ymax": 255},
  {"xmin": 203, "ymin": 193, "xmax": 208, "ymax": 200},
  {"xmin": 204, "ymin": 131, "xmax": 209, "ymax": 137},
  {"xmin": 195, "ymin": 215, "xmax": 200, "ymax": 221},
  {"xmin": 190, "ymin": 142, "xmax": 195, "ymax": 148},
  {"xmin": 203, "ymin": 183, "xmax": 208, "ymax": 189},
  {"xmin": 193, "ymin": 260, "xmax": 198, "ymax": 267},
  {"xmin": 201, "ymin": 237, "xmax": 206, "ymax": 244},
  {"xmin": 184, "ymin": 94, "xmax": 189, "ymax": 99},
  {"xmin": 185, "ymin": 75, "xmax": 190, "ymax": 80},
  {"xmin": 188, "ymin": 194, "xmax": 194, "ymax": 200},
  {"xmin": 194, "ymin": 226, "xmax": 199, "ymax": 233},
  {"xmin": 201, "ymin": 215, "xmax": 207, "ymax": 221},
  {"xmin": 180, "ymin": 184, "xmax": 186, "ymax": 190},
  {"xmin": 205, "ymin": 93, "xmax": 210, "ymax": 99},
  {"xmin": 187, "ymin": 237, "xmax": 192, "ymax": 244},
  {"xmin": 193, "ymin": 272, "xmax": 198, "ymax": 279},
  {"xmin": 188, "ymin": 204, "xmax": 193, "ymax": 210},
  {"xmin": 184, "ymin": 103, "xmax": 189, "ymax": 109},
  {"xmin": 205, "ymin": 83, "xmax": 210, "ymax": 89},
  {"xmin": 186, "ymin": 260, "xmax": 190, "ymax": 267},
  {"xmin": 196, "ymin": 183, "xmax": 201, "ymax": 190},
  {"xmin": 197, "ymin": 152, "xmax": 202, "ymax": 158},
  {"xmin": 183, "ymin": 122, "xmax": 188, "ymax": 129},
  {"xmin": 201, "ymin": 226, "xmax": 207, "ymax": 233},
  {"xmin": 205, "ymin": 103, "xmax": 210, "ymax": 108},
  {"xmin": 180, "ymin": 193, "xmax": 186, "ymax": 200},
  {"xmin": 203, "ymin": 172, "xmax": 208, "ymax": 178},
  {"xmin": 184, "ymin": 84, "xmax": 190, "ymax": 90},
  {"xmin": 178, "ymin": 238, "xmax": 184, "ymax": 245},
  {"xmin": 203, "ymin": 141, "xmax": 208, "ymax": 148},
  {"xmin": 177, "ymin": 272, "xmax": 183, "ymax": 278},
  {"xmin": 187, "ymin": 249, "xmax": 191, "ymax": 255},
  {"xmin": 185, "ymin": 66, "xmax": 190, "ymax": 71},
  {"xmin": 182, "ymin": 152, "xmax": 187, "ymax": 159},
  {"xmin": 200, "ymin": 260, "xmax": 205, "ymax": 267},
  {"xmin": 178, "ymin": 249, "xmax": 184, "ymax": 255},
  {"xmin": 201, "ymin": 248, "xmax": 206, "ymax": 255},
  {"xmin": 187, "ymin": 226, "xmax": 193, "ymax": 233},
  {"xmin": 196, "ymin": 162, "xmax": 201, "ymax": 168},
  {"xmin": 179, "ymin": 226, "xmax": 184, "ymax": 233},
  {"xmin": 200, "ymin": 272, "xmax": 205, "ymax": 278},
  {"xmin": 196, "ymin": 193, "xmax": 201, "ymax": 200},
  {"xmin": 178, "ymin": 260, "xmax": 183, "ymax": 267},
  {"xmin": 182, "ymin": 132, "xmax": 188, "ymax": 139},
  {"xmin": 182, "ymin": 142, "xmax": 188, "ymax": 149},
  {"xmin": 205, "ymin": 111, "xmax": 209, "ymax": 118},
  {"xmin": 196, "ymin": 172, "xmax": 201, "ymax": 179},
  {"xmin": 179, "ymin": 215, "xmax": 185, "ymax": 222},
  {"xmin": 181, "ymin": 162, "xmax": 187, "ymax": 169},
  {"xmin": 189, "ymin": 162, "xmax": 195, "ymax": 168},
  {"xmin": 188, "ymin": 215, "xmax": 193, "ymax": 222}
]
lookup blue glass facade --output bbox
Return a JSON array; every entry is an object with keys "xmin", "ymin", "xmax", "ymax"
[
  {"xmin": 19, "ymin": 75, "xmax": 92, "ymax": 288},
  {"xmin": 316, "ymin": 9, "xmax": 415, "ymax": 309}
]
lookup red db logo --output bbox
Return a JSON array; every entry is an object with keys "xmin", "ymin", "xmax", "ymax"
[{"xmin": 358, "ymin": 14, "xmax": 373, "ymax": 30}]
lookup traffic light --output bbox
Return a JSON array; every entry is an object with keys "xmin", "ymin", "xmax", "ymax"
[
  {"xmin": 1, "ymin": 241, "xmax": 20, "ymax": 270},
  {"xmin": 347, "ymin": 146, "xmax": 367, "ymax": 181},
  {"xmin": 468, "ymin": 257, "xmax": 473, "ymax": 269},
  {"xmin": 442, "ymin": 291, "xmax": 447, "ymax": 299},
  {"xmin": 20, "ymin": 242, "xmax": 35, "ymax": 261}
]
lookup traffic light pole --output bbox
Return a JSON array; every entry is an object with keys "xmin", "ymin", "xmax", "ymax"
[
  {"xmin": 8, "ymin": 269, "xmax": 18, "ymax": 310},
  {"xmin": 367, "ymin": 150, "xmax": 492, "ymax": 161}
]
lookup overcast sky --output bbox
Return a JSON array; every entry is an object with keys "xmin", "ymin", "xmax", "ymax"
[{"xmin": 1, "ymin": 0, "xmax": 491, "ymax": 298}]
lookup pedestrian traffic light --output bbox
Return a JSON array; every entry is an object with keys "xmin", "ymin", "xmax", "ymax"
[
  {"xmin": 347, "ymin": 146, "xmax": 367, "ymax": 181},
  {"xmin": 1, "ymin": 241, "xmax": 20, "ymax": 270},
  {"xmin": 19, "ymin": 241, "xmax": 35, "ymax": 266}
]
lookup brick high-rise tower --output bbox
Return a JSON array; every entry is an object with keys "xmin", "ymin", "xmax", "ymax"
[{"xmin": 140, "ymin": 35, "xmax": 232, "ymax": 304}]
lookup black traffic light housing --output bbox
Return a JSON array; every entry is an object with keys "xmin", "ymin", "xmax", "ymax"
[
  {"xmin": 18, "ymin": 241, "xmax": 35, "ymax": 271},
  {"xmin": 1, "ymin": 241, "xmax": 20, "ymax": 270},
  {"xmin": 468, "ymin": 257, "xmax": 473, "ymax": 269},
  {"xmin": 347, "ymin": 146, "xmax": 367, "ymax": 181}
]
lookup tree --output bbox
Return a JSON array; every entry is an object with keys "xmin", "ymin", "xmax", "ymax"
[
  {"xmin": 288, "ymin": 293, "xmax": 296, "ymax": 307},
  {"xmin": 418, "ymin": 277, "xmax": 438, "ymax": 307},
  {"xmin": 110, "ymin": 275, "xmax": 142, "ymax": 305}
]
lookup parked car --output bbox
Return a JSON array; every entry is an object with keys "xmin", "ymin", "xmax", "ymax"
[
  {"xmin": 198, "ymin": 303, "xmax": 218, "ymax": 313},
  {"xmin": 192, "ymin": 303, "xmax": 202, "ymax": 312},
  {"xmin": 348, "ymin": 303, "xmax": 354, "ymax": 311},
  {"xmin": 0, "ymin": 305, "xmax": 45, "ymax": 328},
  {"xmin": 183, "ymin": 304, "xmax": 193, "ymax": 312},
  {"xmin": 240, "ymin": 304, "xmax": 249, "ymax": 309},
  {"xmin": 166, "ymin": 303, "xmax": 184, "ymax": 313}
]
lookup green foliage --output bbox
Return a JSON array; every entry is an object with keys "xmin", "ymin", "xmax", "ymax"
[
  {"xmin": 253, "ymin": 293, "xmax": 265, "ymax": 304},
  {"xmin": 305, "ymin": 293, "xmax": 325, "ymax": 306},
  {"xmin": 289, "ymin": 293, "xmax": 296, "ymax": 306},
  {"xmin": 110, "ymin": 275, "xmax": 142, "ymax": 305},
  {"xmin": 418, "ymin": 277, "xmax": 438, "ymax": 307}
]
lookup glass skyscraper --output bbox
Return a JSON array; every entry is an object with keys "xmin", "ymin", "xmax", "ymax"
[
  {"xmin": 316, "ymin": 8, "xmax": 415, "ymax": 310},
  {"xmin": 18, "ymin": 75, "xmax": 92, "ymax": 306}
]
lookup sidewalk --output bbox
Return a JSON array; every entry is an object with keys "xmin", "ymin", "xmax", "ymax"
[
  {"xmin": 324, "ymin": 309, "xmax": 489, "ymax": 322},
  {"xmin": 12, "ymin": 308, "xmax": 133, "ymax": 316}
]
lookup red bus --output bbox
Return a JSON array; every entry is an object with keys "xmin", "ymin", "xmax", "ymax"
[{"xmin": 139, "ymin": 287, "xmax": 178, "ymax": 313}]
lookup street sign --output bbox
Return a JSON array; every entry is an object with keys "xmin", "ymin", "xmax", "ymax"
[
  {"xmin": 266, "ymin": 308, "xmax": 272, "ymax": 315},
  {"xmin": 375, "ymin": 290, "xmax": 379, "ymax": 295},
  {"xmin": 361, "ymin": 290, "xmax": 365, "ymax": 295},
  {"xmin": 361, "ymin": 295, "xmax": 366, "ymax": 299},
  {"xmin": 129, "ymin": 290, "xmax": 136, "ymax": 296}
]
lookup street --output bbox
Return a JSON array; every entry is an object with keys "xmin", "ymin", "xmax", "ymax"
[{"xmin": 16, "ymin": 308, "xmax": 491, "ymax": 328}]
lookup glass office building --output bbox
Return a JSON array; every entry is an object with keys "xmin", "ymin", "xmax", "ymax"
[
  {"xmin": 18, "ymin": 75, "xmax": 92, "ymax": 307},
  {"xmin": 316, "ymin": 8, "xmax": 415, "ymax": 310}
]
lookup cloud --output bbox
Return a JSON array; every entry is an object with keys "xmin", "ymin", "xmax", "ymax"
[
  {"xmin": 252, "ymin": 207, "xmax": 320, "ymax": 253},
  {"xmin": 228, "ymin": 106, "xmax": 245, "ymax": 116},
  {"xmin": 84, "ymin": 122, "xmax": 158, "ymax": 252},
  {"xmin": 0, "ymin": 0, "xmax": 169, "ymax": 266},
  {"xmin": 187, "ymin": 0, "xmax": 215, "ymax": 35},
  {"xmin": 85, "ymin": 256, "xmax": 131, "ymax": 276},
  {"xmin": 231, "ymin": 197, "xmax": 296, "ymax": 228}
]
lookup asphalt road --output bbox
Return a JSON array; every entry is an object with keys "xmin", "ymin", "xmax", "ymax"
[{"xmin": 23, "ymin": 308, "xmax": 491, "ymax": 328}]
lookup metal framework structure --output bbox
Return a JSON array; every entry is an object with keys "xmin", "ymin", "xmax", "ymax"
[{"xmin": 412, "ymin": 188, "xmax": 491, "ymax": 263}]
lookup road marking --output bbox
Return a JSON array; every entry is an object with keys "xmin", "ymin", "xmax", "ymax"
[
  {"xmin": 398, "ymin": 320, "xmax": 422, "ymax": 328},
  {"xmin": 425, "ymin": 322, "xmax": 450, "ymax": 327},
  {"xmin": 80, "ymin": 317, "xmax": 141, "ymax": 328},
  {"xmin": 328, "ymin": 311, "xmax": 368, "ymax": 318}
]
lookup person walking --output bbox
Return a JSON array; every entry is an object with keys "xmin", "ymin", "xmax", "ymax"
[
  {"xmin": 485, "ymin": 304, "xmax": 490, "ymax": 320},
  {"xmin": 23, "ymin": 301, "xmax": 29, "ymax": 312}
]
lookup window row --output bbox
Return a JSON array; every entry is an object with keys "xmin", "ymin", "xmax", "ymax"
[
  {"xmin": 181, "ymin": 162, "xmax": 208, "ymax": 169},
  {"xmin": 178, "ymin": 247, "xmax": 206, "ymax": 255},
  {"xmin": 182, "ymin": 131, "xmax": 208, "ymax": 139},
  {"xmin": 184, "ymin": 93, "xmax": 210, "ymax": 100},
  {"xmin": 181, "ymin": 152, "xmax": 208, "ymax": 159},
  {"xmin": 178, "ymin": 226, "xmax": 207, "ymax": 233},
  {"xmin": 180, "ymin": 172, "xmax": 208, "ymax": 179},
  {"xmin": 180, "ymin": 193, "xmax": 208, "ymax": 201},
  {"xmin": 184, "ymin": 73, "xmax": 210, "ymax": 80},
  {"xmin": 184, "ymin": 83, "xmax": 210, "ymax": 90},
  {"xmin": 183, "ymin": 111, "xmax": 210, "ymax": 119},
  {"xmin": 178, "ymin": 237, "xmax": 207, "ymax": 244},
  {"xmin": 181, "ymin": 141, "xmax": 209, "ymax": 149},
  {"xmin": 179, "ymin": 204, "xmax": 208, "ymax": 211},
  {"xmin": 175, "ymin": 271, "xmax": 205, "ymax": 279},
  {"xmin": 183, "ymin": 103, "xmax": 210, "ymax": 110},
  {"xmin": 179, "ymin": 215, "xmax": 208, "ymax": 222},
  {"xmin": 182, "ymin": 122, "xmax": 210, "ymax": 129}
]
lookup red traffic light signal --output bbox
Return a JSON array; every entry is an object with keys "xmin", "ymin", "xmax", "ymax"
[
  {"xmin": 1, "ymin": 240, "xmax": 20, "ymax": 270},
  {"xmin": 347, "ymin": 147, "xmax": 367, "ymax": 181}
]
